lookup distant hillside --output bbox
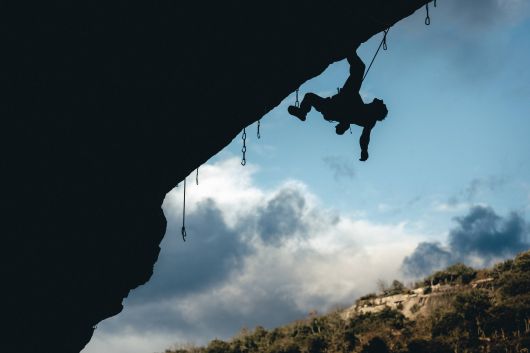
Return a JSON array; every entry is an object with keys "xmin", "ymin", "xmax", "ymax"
[{"xmin": 165, "ymin": 251, "xmax": 530, "ymax": 353}]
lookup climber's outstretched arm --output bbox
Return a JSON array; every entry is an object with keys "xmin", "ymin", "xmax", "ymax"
[
  {"xmin": 343, "ymin": 52, "xmax": 365, "ymax": 94},
  {"xmin": 359, "ymin": 125, "xmax": 372, "ymax": 161},
  {"xmin": 346, "ymin": 51, "xmax": 365, "ymax": 69}
]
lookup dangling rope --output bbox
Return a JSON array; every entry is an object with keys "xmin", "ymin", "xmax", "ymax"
[
  {"xmin": 241, "ymin": 128, "xmax": 247, "ymax": 166},
  {"xmin": 425, "ymin": 2, "xmax": 431, "ymax": 25},
  {"xmin": 362, "ymin": 28, "xmax": 390, "ymax": 82},
  {"xmin": 257, "ymin": 120, "xmax": 261, "ymax": 139},
  {"xmin": 425, "ymin": 0, "xmax": 438, "ymax": 25},
  {"xmin": 181, "ymin": 178, "xmax": 187, "ymax": 241},
  {"xmin": 196, "ymin": 167, "xmax": 199, "ymax": 185}
]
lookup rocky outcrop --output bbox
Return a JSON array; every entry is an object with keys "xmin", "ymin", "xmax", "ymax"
[
  {"xmin": 2, "ymin": 1, "xmax": 429, "ymax": 352},
  {"xmin": 343, "ymin": 278, "xmax": 495, "ymax": 320},
  {"xmin": 344, "ymin": 286, "xmax": 457, "ymax": 320}
]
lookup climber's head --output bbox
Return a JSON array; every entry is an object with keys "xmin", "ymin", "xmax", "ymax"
[{"xmin": 368, "ymin": 98, "xmax": 388, "ymax": 122}]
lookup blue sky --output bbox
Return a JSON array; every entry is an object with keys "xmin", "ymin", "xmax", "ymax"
[
  {"xmin": 215, "ymin": 0, "xmax": 530, "ymax": 231},
  {"xmin": 83, "ymin": 2, "xmax": 530, "ymax": 353}
]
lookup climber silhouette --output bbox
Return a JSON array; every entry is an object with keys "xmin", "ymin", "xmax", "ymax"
[{"xmin": 287, "ymin": 46, "xmax": 388, "ymax": 161}]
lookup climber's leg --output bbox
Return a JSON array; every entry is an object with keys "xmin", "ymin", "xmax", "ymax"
[
  {"xmin": 301, "ymin": 93, "xmax": 328, "ymax": 113},
  {"xmin": 288, "ymin": 93, "xmax": 329, "ymax": 121},
  {"xmin": 335, "ymin": 122, "xmax": 350, "ymax": 135}
]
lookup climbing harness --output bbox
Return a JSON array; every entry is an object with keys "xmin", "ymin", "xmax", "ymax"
[
  {"xmin": 257, "ymin": 120, "xmax": 261, "ymax": 139},
  {"xmin": 196, "ymin": 167, "xmax": 199, "ymax": 185},
  {"xmin": 362, "ymin": 27, "xmax": 390, "ymax": 82},
  {"xmin": 181, "ymin": 178, "xmax": 187, "ymax": 241},
  {"xmin": 241, "ymin": 128, "xmax": 247, "ymax": 166}
]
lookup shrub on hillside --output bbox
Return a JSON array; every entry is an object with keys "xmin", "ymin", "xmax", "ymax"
[
  {"xmin": 360, "ymin": 337, "xmax": 389, "ymax": 353},
  {"xmin": 425, "ymin": 263, "xmax": 476, "ymax": 286},
  {"xmin": 406, "ymin": 338, "xmax": 452, "ymax": 353}
]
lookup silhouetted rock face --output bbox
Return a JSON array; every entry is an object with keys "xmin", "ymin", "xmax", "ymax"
[{"xmin": 2, "ymin": 1, "xmax": 427, "ymax": 352}]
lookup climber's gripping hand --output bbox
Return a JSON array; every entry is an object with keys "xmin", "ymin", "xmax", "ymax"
[{"xmin": 359, "ymin": 150, "xmax": 369, "ymax": 162}]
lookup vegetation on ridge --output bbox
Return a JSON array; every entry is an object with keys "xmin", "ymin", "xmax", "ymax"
[{"xmin": 165, "ymin": 250, "xmax": 530, "ymax": 353}]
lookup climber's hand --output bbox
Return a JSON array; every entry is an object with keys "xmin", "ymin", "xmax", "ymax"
[{"xmin": 359, "ymin": 150, "xmax": 368, "ymax": 162}]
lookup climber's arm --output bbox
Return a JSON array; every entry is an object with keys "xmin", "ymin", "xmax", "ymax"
[
  {"xmin": 341, "ymin": 75, "xmax": 357, "ymax": 94},
  {"xmin": 359, "ymin": 124, "xmax": 373, "ymax": 161},
  {"xmin": 343, "ymin": 52, "xmax": 365, "ymax": 94},
  {"xmin": 346, "ymin": 51, "xmax": 365, "ymax": 70}
]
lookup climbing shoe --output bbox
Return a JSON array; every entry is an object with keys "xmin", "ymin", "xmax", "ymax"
[
  {"xmin": 335, "ymin": 122, "xmax": 350, "ymax": 135},
  {"xmin": 288, "ymin": 106, "xmax": 306, "ymax": 121}
]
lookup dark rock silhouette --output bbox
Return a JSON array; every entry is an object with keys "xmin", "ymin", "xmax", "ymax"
[
  {"xmin": 1, "ymin": 1, "xmax": 431, "ymax": 352},
  {"xmin": 288, "ymin": 48, "xmax": 388, "ymax": 161}
]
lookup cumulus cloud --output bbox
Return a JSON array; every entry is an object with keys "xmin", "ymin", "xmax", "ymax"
[
  {"xmin": 125, "ymin": 199, "xmax": 251, "ymax": 304},
  {"xmin": 449, "ymin": 206, "xmax": 529, "ymax": 259},
  {"xmin": 84, "ymin": 330, "xmax": 187, "ymax": 353},
  {"xmin": 255, "ymin": 188, "xmax": 308, "ymax": 245},
  {"xmin": 401, "ymin": 242, "xmax": 453, "ymax": 278},
  {"xmin": 402, "ymin": 205, "xmax": 530, "ymax": 278},
  {"xmin": 83, "ymin": 158, "xmax": 422, "ymax": 353}
]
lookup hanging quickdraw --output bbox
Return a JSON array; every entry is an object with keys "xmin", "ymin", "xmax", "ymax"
[
  {"xmin": 295, "ymin": 89, "xmax": 300, "ymax": 107},
  {"xmin": 257, "ymin": 120, "xmax": 261, "ymax": 139},
  {"xmin": 425, "ymin": 2, "xmax": 431, "ymax": 25},
  {"xmin": 196, "ymin": 167, "xmax": 199, "ymax": 185},
  {"xmin": 181, "ymin": 178, "xmax": 187, "ymax": 241},
  {"xmin": 241, "ymin": 128, "xmax": 247, "ymax": 166},
  {"xmin": 362, "ymin": 27, "xmax": 390, "ymax": 82}
]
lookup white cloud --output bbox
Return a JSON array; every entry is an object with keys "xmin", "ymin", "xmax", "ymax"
[
  {"xmin": 402, "ymin": 205, "xmax": 530, "ymax": 278},
  {"xmin": 85, "ymin": 330, "xmax": 187, "ymax": 353},
  {"xmin": 164, "ymin": 158, "xmax": 264, "ymax": 228},
  {"xmin": 83, "ymin": 157, "xmax": 426, "ymax": 353}
]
